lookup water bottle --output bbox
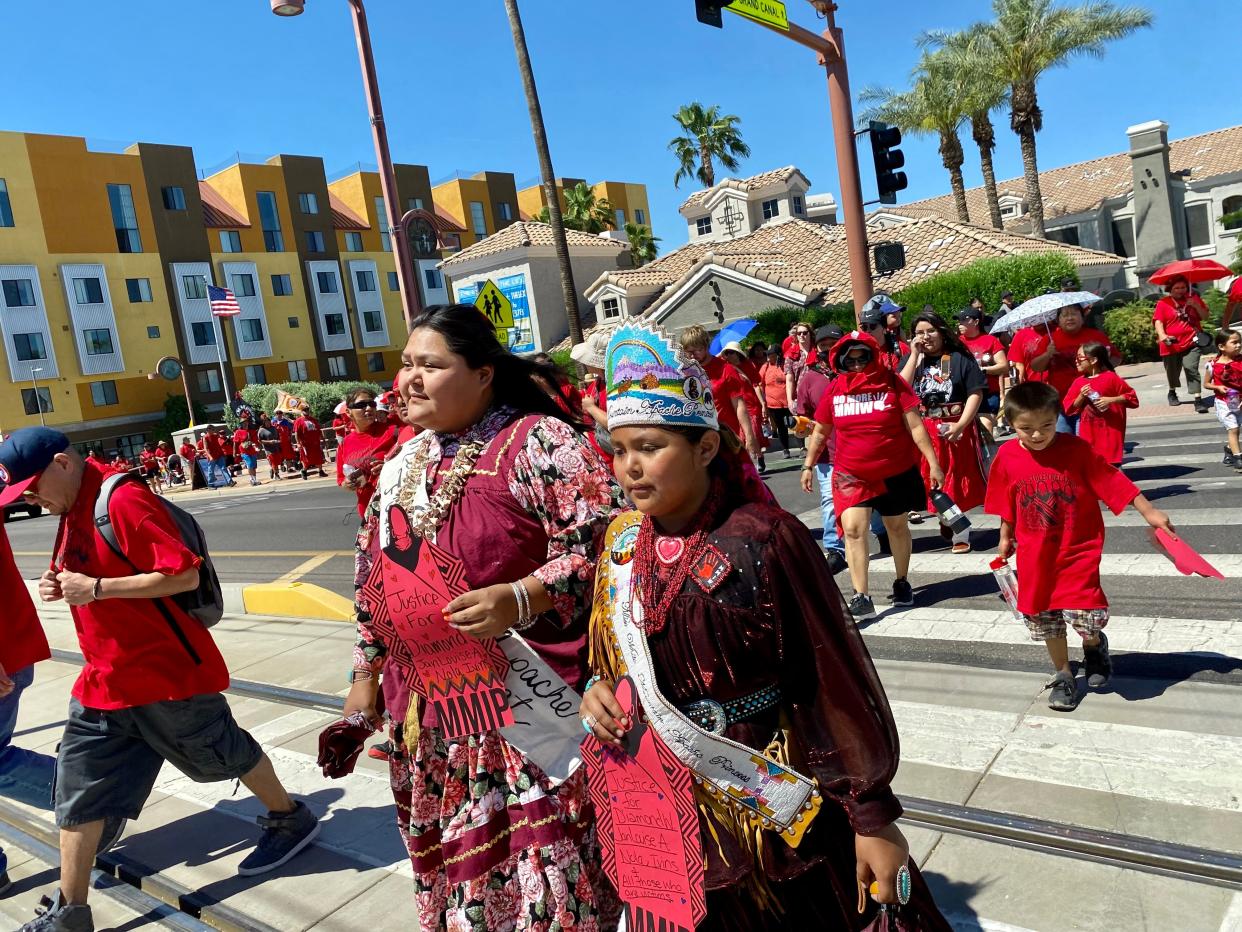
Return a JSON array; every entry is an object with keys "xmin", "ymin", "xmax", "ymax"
[
  {"xmin": 990, "ymin": 557, "xmax": 1021, "ymax": 619},
  {"xmin": 930, "ymin": 489, "xmax": 971, "ymax": 536}
]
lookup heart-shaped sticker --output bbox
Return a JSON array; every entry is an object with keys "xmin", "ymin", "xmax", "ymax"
[{"xmin": 655, "ymin": 536, "xmax": 685, "ymax": 565}]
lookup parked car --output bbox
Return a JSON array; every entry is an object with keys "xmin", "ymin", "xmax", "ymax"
[{"xmin": 3, "ymin": 500, "xmax": 42, "ymax": 520}]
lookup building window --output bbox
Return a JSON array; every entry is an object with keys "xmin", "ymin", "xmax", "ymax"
[
  {"xmin": 1185, "ymin": 203, "xmax": 1212, "ymax": 248},
  {"xmin": 387, "ymin": 271, "xmax": 399, "ymax": 291},
  {"xmin": 287, "ymin": 316, "xmax": 300, "ymax": 328},
  {"xmin": 126, "ymin": 278, "xmax": 152, "ymax": 302},
  {"xmin": 230, "ymin": 273, "xmax": 256, "ymax": 297},
  {"xmin": 1110, "ymin": 217, "xmax": 1136, "ymax": 259},
  {"xmin": 83, "ymin": 329, "xmax": 115, "ymax": 356},
  {"xmin": 0, "ymin": 178, "xmax": 13, "ymax": 227},
  {"xmin": 325, "ymin": 313, "xmax": 346, "ymax": 336},
  {"xmin": 696, "ymin": 216, "xmax": 712, "ymax": 236},
  {"xmin": 410, "ymin": 197, "xmax": 424, "ymax": 211},
  {"xmin": 22, "ymin": 388, "xmax": 52, "ymax": 416},
  {"xmin": 344, "ymin": 231, "xmax": 363, "ymax": 252},
  {"xmin": 183, "ymin": 275, "xmax": 207, "ymax": 300},
  {"xmin": 298, "ymin": 192, "xmax": 319, "ymax": 215},
  {"xmin": 161, "ymin": 186, "xmax": 186, "ymax": 211},
  {"xmin": 107, "ymin": 183, "xmax": 142, "ymax": 253},
  {"xmin": 257, "ymin": 191, "xmax": 284, "ymax": 252},
  {"xmin": 424, "ymin": 268, "xmax": 443, "ymax": 290},
  {"xmin": 1223, "ymin": 196, "xmax": 1242, "ymax": 231},
  {"xmin": 244, "ymin": 364, "xmax": 266, "ymax": 385},
  {"xmin": 13, "ymin": 332, "xmax": 47, "ymax": 361},
  {"xmin": 355, "ymin": 269, "xmax": 377, "ymax": 293},
  {"xmin": 327, "ymin": 355, "xmax": 347, "ymax": 378},
  {"xmin": 239, "ymin": 318, "xmax": 264, "ymax": 343},
  {"xmin": 73, "ymin": 278, "xmax": 104, "ymax": 304},
  {"xmin": 601, "ymin": 297, "xmax": 621, "ymax": 320},
  {"xmin": 375, "ymin": 197, "xmax": 391, "ymax": 250},
  {"xmin": 196, "ymin": 369, "xmax": 221, "ymax": 393},
  {"xmin": 634, "ymin": 208, "xmax": 646, "ymax": 226},
  {"xmin": 1046, "ymin": 225, "xmax": 1081, "ymax": 247},
  {"xmin": 499, "ymin": 202, "xmax": 513, "ymax": 222},
  {"xmin": 316, "ymin": 271, "xmax": 338, "ymax": 294},
  {"xmin": 615, "ymin": 208, "xmax": 626, "ymax": 228},
  {"xmin": 762, "ymin": 199, "xmax": 780, "ymax": 221},
  {"xmin": 305, "ymin": 230, "xmax": 326, "ymax": 253},
  {"xmin": 220, "ymin": 230, "xmax": 242, "ymax": 253},
  {"xmin": 90, "ymin": 380, "xmax": 118, "ymax": 406},
  {"xmin": 792, "ymin": 196, "xmax": 803, "ymax": 215},
  {"xmin": 366, "ymin": 352, "xmax": 385, "ymax": 373},
  {"xmin": 147, "ymin": 325, "xmax": 160, "ymax": 339},
  {"xmin": 272, "ymin": 274, "xmax": 293, "ymax": 296},
  {"xmin": 191, "ymin": 321, "xmax": 216, "ymax": 346},
  {"xmin": 363, "ymin": 310, "xmax": 384, "ymax": 332},
  {"xmin": 469, "ymin": 201, "xmax": 487, "ymax": 238},
  {"xmin": 287, "ymin": 360, "xmax": 308, "ymax": 381},
  {"xmin": 2, "ymin": 279, "xmax": 35, "ymax": 307}
]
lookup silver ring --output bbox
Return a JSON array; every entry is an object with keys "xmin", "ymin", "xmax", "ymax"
[
  {"xmin": 896, "ymin": 864, "xmax": 911, "ymax": 906},
  {"xmin": 581, "ymin": 714, "xmax": 597, "ymax": 735}
]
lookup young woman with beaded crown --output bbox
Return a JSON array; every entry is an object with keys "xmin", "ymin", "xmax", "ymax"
[
  {"xmin": 579, "ymin": 321, "xmax": 952, "ymax": 930},
  {"xmin": 345, "ymin": 304, "xmax": 625, "ymax": 931}
]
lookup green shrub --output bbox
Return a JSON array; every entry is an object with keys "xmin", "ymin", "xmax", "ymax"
[
  {"xmin": 1102, "ymin": 303, "xmax": 1159, "ymax": 362},
  {"xmin": 226, "ymin": 380, "xmax": 383, "ymax": 428},
  {"xmin": 151, "ymin": 394, "xmax": 211, "ymax": 444},
  {"xmin": 1201, "ymin": 288, "xmax": 1227, "ymax": 329},
  {"xmin": 892, "ymin": 253, "xmax": 1079, "ymax": 323},
  {"xmin": 744, "ymin": 303, "xmax": 856, "ymax": 351}
]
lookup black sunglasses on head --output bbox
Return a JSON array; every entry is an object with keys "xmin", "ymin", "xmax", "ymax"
[{"xmin": 349, "ymin": 400, "xmax": 377, "ymax": 410}]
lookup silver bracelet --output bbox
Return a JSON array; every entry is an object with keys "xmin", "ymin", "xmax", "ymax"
[{"xmin": 511, "ymin": 579, "xmax": 536, "ymax": 631}]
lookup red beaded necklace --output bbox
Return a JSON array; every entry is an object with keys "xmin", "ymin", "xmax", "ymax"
[{"xmin": 632, "ymin": 480, "xmax": 723, "ymax": 635}]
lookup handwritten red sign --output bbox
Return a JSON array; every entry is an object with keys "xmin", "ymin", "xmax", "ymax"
[
  {"xmin": 375, "ymin": 505, "xmax": 513, "ymax": 738},
  {"xmin": 584, "ymin": 676, "xmax": 705, "ymax": 932}
]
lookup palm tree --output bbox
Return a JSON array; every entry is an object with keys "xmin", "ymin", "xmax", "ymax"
[
  {"xmin": 974, "ymin": 0, "xmax": 1153, "ymax": 238},
  {"xmin": 859, "ymin": 66, "xmax": 972, "ymax": 223},
  {"xmin": 669, "ymin": 103, "xmax": 751, "ymax": 189},
  {"xmin": 535, "ymin": 183, "xmax": 615, "ymax": 233},
  {"xmin": 502, "ymin": 0, "xmax": 583, "ymax": 344},
  {"xmin": 624, "ymin": 223, "xmax": 660, "ymax": 267},
  {"xmin": 921, "ymin": 29, "xmax": 1010, "ymax": 230}
]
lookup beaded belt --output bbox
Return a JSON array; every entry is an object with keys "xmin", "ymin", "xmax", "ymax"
[
  {"xmin": 679, "ymin": 684, "xmax": 782, "ymax": 735},
  {"xmin": 923, "ymin": 402, "xmax": 965, "ymax": 419}
]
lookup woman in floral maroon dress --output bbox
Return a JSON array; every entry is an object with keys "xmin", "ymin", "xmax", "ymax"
[{"xmin": 347, "ymin": 305, "xmax": 624, "ymax": 931}]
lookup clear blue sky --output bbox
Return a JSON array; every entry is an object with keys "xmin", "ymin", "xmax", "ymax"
[{"xmin": 3, "ymin": 0, "xmax": 1239, "ymax": 250}]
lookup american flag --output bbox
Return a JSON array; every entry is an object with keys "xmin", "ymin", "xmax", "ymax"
[{"xmin": 207, "ymin": 284, "xmax": 241, "ymax": 318}]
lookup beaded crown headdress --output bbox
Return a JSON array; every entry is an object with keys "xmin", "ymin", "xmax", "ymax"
[{"xmin": 605, "ymin": 322, "xmax": 719, "ymax": 431}]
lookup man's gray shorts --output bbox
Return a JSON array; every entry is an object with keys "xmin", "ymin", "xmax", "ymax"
[{"xmin": 55, "ymin": 693, "xmax": 264, "ymax": 827}]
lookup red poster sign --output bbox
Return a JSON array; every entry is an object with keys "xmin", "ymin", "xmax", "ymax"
[
  {"xmin": 365, "ymin": 505, "xmax": 513, "ymax": 738},
  {"xmin": 584, "ymin": 676, "xmax": 706, "ymax": 931}
]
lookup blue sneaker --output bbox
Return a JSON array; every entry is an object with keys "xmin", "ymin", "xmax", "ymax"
[{"xmin": 237, "ymin": 801, "xmax": 319, "ymax": 876}]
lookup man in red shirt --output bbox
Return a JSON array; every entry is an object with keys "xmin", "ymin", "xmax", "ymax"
[
  {"xmin": 986, "ymin": 384, "xmax": 1172, "ymax": 711},
  {"xmin": 293, "ymin": 405, "xmax": 328, "ymax": 479},
  {"xmin": 677, "ymin": 325, "xmax": 760, "ymax": 462},
  {"xmin": 0, "ymin": 428, "xmax": 319, "ymax": 928},
  {"xmin": 202, "ymin": 428, "xmax": 233, "ymax": 488}
]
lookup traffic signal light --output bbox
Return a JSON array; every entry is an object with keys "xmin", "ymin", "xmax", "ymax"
[
  {"xmin": 869, "ymin": 121, "xmax": 908, "ymax": 205},
  {"xmin": 695, "ymin": 0, "xmax": 736, "ymax": 28}
]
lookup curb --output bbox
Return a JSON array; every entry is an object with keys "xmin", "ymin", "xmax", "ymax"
[{"xmin": 241, "ymin": 582, "xmax": 354, "ymax": 622}]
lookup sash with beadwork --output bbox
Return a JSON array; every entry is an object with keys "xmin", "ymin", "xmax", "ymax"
[
  {"xmin": 373, "ymin": 432, "xmax": 584, "ymax": 785},
  {"xmin": 598, "ymin": 512, "xmax": 822, "ymax": 846}
]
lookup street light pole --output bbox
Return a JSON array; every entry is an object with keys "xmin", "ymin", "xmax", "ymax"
[
  {"xmin": 271, "ymin": 0, "xmax": 423, "ymax": 332},
  {"xmin": 30, "ymin": 366, "xmax": 45, "ymax": 426}
]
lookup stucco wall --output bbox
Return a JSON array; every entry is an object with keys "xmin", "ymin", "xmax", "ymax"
[{"xmin": 658, "ymin": 273, "xmax": 799, "ymax": 334}]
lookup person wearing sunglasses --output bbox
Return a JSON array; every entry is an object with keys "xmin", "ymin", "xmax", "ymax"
[
  {"xmin": 783, "ymin": 321, "xmax": 818, "ymax": 413},
  {"xmin": 801, "ymin": 332, "xmax": 943, "ymax": 620},
  {"xmin": 335, "ymin": 388, "xmax": 398, "ymax": 518}
]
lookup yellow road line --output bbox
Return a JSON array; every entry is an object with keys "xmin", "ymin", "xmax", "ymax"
[{"xmin": 274, "ymin": 551, "xmax": 342, "ymax": 584}]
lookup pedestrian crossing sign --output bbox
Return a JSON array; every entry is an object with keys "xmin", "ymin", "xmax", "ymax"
[{"xmin": 474, "ymin": 280, "xmax": 514, "ymax": 331}]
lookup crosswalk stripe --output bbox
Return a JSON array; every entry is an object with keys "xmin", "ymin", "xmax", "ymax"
[
  {"xmin": 860, "ymin": 606, "xmax": 1242, "ymax": 657},
  {"xmin": 796, "ymin": 507, "xmax": 1239, "ymax": 530}
]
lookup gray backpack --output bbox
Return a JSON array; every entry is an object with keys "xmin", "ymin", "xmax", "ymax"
[{"xmin": 93, "ymin": 473, "xmax": 224, "ymax": 630}]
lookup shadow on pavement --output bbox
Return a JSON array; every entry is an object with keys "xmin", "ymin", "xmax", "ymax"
[
  {"xmin": 920, "ymin": 872, "xmax": 986, "ymax": 930},
  {"xmin": 1120, "ymin": 464, "xmax": 1200, "ymax": 483},
  {"xmin": 1102, "ymin": 652, "xmax": 1242, "ymax": 701}
]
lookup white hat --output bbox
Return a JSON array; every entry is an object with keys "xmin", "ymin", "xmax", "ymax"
[
  {"xmin": 720, "ymin": 340, "xmax": 746, "ymax": 357},
  {"xmin": 570, "ymin": 329, "xmax": 611, "ymax": 370}
]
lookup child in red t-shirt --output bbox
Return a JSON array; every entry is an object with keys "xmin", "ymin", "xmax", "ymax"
[
  {"xmin": 1205, "ymin": 329, "xmax": 1242, "ymax": 470},
  {"xmin": 1063, "ymin": 342, "xmax": 1138, "ymax": 467},
  {"xmin": 985, "ymin": 382, "xmax": 1172, "ymax": 712}
]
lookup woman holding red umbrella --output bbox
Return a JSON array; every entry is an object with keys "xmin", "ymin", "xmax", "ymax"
[{"xmin": 1153, "ymin": 276, "xmax": 1211, "ymax": 412}]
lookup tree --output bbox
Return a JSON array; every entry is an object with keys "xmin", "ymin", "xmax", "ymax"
[
  {"xmin": 974, "ymin": 0, "xmax": 1153, "ymax": 238},
  {"xmin": 503, "ymin": 0, "xmax": 583, "ymax": 344},
  {"xmin": 625, "ymin": 222, "xmax": 660, "ymax": 267},
  {"xmin": 920, "ymin": 29, "xmax": 1010, "ymax": 230},
  {"xmin": 669, "ymin": 102, "xmax": 751, "ymax": 189},
  {"xmin": 152, "ymin": 393, "xmax": 210, "ymax": 444},
  {"xmin": 859, "ymin": 66, "xmax": 972, "ymax": 224}
]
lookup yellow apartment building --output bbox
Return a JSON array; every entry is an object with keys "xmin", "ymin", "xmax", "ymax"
[
  {"xmin": 516, "ymin": 179, "xmax": 653, "ymax": 233},
  {"xmin": 431, "ymin": 171, "xmax": 521, "ymax": 248}
]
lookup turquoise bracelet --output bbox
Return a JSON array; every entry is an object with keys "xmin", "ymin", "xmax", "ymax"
[{"xmin": 583, "ymin": 675, "xmax": 605, "ymax": 693}]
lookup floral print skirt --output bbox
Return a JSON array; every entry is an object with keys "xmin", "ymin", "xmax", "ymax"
[{"xmin": 389, "ymin": 723, "xmax": 621, "ymax": 932}]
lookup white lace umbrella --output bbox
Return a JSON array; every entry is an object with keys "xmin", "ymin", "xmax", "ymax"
[{"xmin": 989, "ymin": 291, "xmax": 1101, "ymax": 335}]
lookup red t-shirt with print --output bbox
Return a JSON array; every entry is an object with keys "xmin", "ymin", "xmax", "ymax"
[
  {"xmin": 701, "ymin": 354, "xmax": 748, "ymax": 437},
  {"xmin": 53, "ymin": 462, "xmax": 226, "ymax": 709},
  {"xmin": 1211, "ymin": 357, "xmax": 1242, "ymax": 395},
  {"xmin": 813, "ymin": 375, "xmax": 921, "ymax": 482},
  {"xmin": 1, "ymin": 519, "xmax": 50, "ymax": 676},
  {"xmin": 961, "ymin": 333, "xmax": 1006, "ymax": 394},
  {"xmin": 984, "ymin": 434, "xmax": 1138, "ymax": 615},
  {"xmin": 1152, "ymin": 296, "xmax": 1206, "ymax": 356}
]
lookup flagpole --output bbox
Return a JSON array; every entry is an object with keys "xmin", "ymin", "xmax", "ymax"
[{"xmin": 206, "ymin": 276, "xmax": 234, "ymax": 417}]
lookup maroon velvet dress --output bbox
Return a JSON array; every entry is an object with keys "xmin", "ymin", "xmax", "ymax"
[{"xmin": 593, "ymin": 502, "xmax": 952, "ymax": 931}]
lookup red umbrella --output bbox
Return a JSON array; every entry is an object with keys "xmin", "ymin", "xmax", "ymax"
[{"xmin": 1148, "ymin": 258, "xmax": 1232, "ymax": 286}]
